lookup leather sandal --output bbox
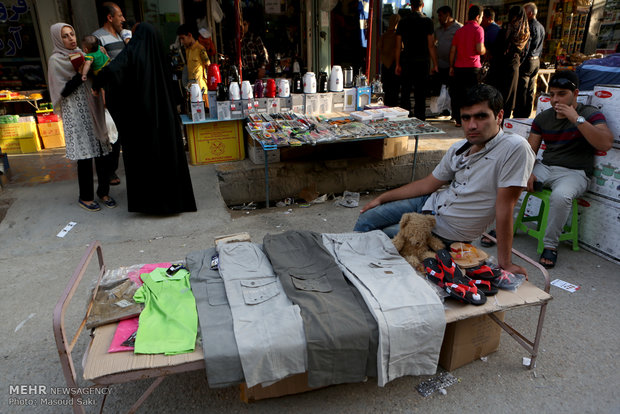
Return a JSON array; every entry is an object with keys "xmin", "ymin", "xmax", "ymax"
[{"xmin": 539, "ymin": 248, "xmax": 557, "ymax": 269}]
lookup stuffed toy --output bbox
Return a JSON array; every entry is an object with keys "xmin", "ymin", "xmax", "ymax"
[{"xmin": 392, "ymin": 212, "xmax": 445, "ymax": 271}]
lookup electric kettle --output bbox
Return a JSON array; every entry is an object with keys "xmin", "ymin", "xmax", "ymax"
[
  {"xmin": 207, "ymin": 63, "xmax": 221, "ymax": 91},
  {"xmin": 303, "ymin": 72, "xmax": 317, "ymax": 94},
  {"xmin": 329, "ymin": 65, "xmax": 343, "ymax": 92},
  {"xmin": 188, "ymin": 82, "xmax": 203, "ymax": 102},
  {"xmin": 318, "ymin": 72, "xmax": 328, "ymax": 93},
  {"xmin": 277, "ymin": 78, "xmax": 290, "ymax": 97},
  {"xmin": 241, "ymin": 80, "xmax": 253, "ymax": 100},
  {"xmin": 292, "ymin": 72, "xmax": 303, "ymax": 94},
  {"xmin": 344, "ymin": 66, "xmax": 354, "ymax": 88},
  {"xmin": 229, "ymin": 81, "xmax": 240, "ymax": 100},
  {"xmin": 254, "ymin": 79, "xmax": 265, "ymax": 98}
]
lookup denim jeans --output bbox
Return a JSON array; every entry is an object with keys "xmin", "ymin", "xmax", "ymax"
[{"xmin": 353, "ymin": 194, "xmax": 431, "ymax": 238}]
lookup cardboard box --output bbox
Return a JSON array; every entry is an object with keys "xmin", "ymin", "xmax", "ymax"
[
  {"xmin": 591, "ymin": 85, "xmax": 620, "ymax": 148},
  {"xmin": 589, "ymin": 148, "xmax": 620, "ymax": 202},
  {"xmin": 247, "ymin": 144, "xmax": 280, "ymax": 165},
  {"xmin": 439, "ymin": 312, "xmax": 504, "ymax": 371},
  {"xmin": 331, "ymin": 92, "xmax": 345, "ymax": 112},
  {"xmin": 240, "ymin": 372, "xmax": 318, "ymax": 402},
  {"xmin": 291, "ymin": 94, "xmax": 304, "ymax": 113},
  {"xmin": 186, "ymin": 119, "xmax": 245, "ymax": 165},
  {"xmin": 0, "ymin": 122, "xmax": 41, "ymax": 153},
  {"xmin": 207, "ymin": 92, "xmax": 218, "ymax": 119},
  {"xmin": 265, "ymin": 97, "xmax": 281, "ymax": 114},
  {"xmin": 216, "ymin": 101, "xmax": 232, "ymax": 121},
  {"xmin": 343, "ymin": 88, "xmax": 357, "ymax": 112},
  {"xmin": 578, "ymin": 193, "xmax": 620, "ymax": 265},
  {"xmin": 279, "ymin": 97, "xmax": 292, "ymax": 112},
  {"xmin": 304, "ymin": 94, "xmax": 319, "ymax": 115},
  {"xmin": 356, "ymin": 86, "xmax": 371, "ymax": 110},
  {"xmin": 190, "ymin": 101, "xmax": 206, "ymax": 122},
  {"xmin": 536, "ymin": 94, "xmax": 552, "ymax": 115},
  {"xmin": 318, "ymin": 93, "xmax": 332, "ymax": 114},
  {"xmin": 503, "ymin": 118, "xmax": 532, "ymax": 139},
  {"xmin": 37, "ymin": 121, "xmax": 65, "ymax": 148},
  {"xmin": 229, "ymin": 100, "xmax": 244, "ymax": 119}
]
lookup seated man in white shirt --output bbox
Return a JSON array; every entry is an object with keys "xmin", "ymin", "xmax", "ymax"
[{"xmin": 354, "ymin": 84, "xmax": 535, "ymax": 275}]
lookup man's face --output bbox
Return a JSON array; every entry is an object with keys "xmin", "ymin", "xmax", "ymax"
[
  {"xmin": 438, "ymin": 11, "xmax": 449, "ymax": 25},
  {"xmin": 549, "ymin": 87, "xmax": 577, "ymax": 109},
  {"xmin": 178, "ymin": 34, "xmax": 193, "ymax": 48},
  {"xmin": 108, "ymin": 6, "xmax": 125, "ymax": 33},
  {"xmin": 460, "ymin": 102, "xmax": 503, "ymax": 146},
  {"xmin": 481, "ymin": 16, "xmax": 491, "ymax": 27}
]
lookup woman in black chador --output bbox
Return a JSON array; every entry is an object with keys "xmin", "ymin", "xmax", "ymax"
[{"xmin": 94, "ymin": 22, "xmax": 197, "ymax": 214}]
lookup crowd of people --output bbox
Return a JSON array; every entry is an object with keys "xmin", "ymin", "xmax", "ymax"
[{"xmin": 46, "ymin": 2, "xmax": 615, "ymax": 270}]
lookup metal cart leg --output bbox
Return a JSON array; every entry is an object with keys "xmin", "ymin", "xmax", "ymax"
[
  {"xmin": 411, "ymin": 134, "xmax": 419, "ymax": 181},
  {"xmin": 264, "ymin": 148, "xmax": 270, "ymax": 208}
]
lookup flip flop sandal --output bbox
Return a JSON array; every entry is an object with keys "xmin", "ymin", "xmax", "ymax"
[
  {"xmin": 423, "ymin": 257, "xmax": 447, "ymax": 288},
  {"xmin": 436, "ymin": 249, "xmax": 465, "ymax": 285},
  {"xmin": 539, "ymin": 248, "xmax": 557, "ymax": 269},
  {"xmin": 465, "ymin": 264, "xmax": 500, "ymax": 281},
  {"xmin": 445, "ymin": 282, "xmax": 487, "ymax": 306},
  {"xmin": 480, "ymin": 230, "xmax": 496, "ymax": 248},
  {"xmin": 468, "ymin": 278, "xmax": 499, "ymax": 296}
]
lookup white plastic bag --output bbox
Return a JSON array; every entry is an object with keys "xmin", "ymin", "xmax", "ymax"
[
  {"xmin": 105, "ymin": 109, "xmax": 118, "ymax": 144},
  {"xmin": 430, "ymin": 84, "xmax": 451, "ymax": 114}
]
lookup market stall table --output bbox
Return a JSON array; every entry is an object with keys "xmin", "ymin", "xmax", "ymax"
[{"xmin": 54, "ymin": 236, "xmax": 551, "ymax": 412}]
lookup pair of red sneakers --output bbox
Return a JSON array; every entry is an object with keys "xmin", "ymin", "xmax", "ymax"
[{"xmin": 423, "ymin": 249, "xmax": 491, "ymax": 306}]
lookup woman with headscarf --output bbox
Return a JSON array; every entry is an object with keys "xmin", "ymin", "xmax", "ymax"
[
  {"xmin": 47, "ymin": 23, "xmax": 115, "ymax": 212},
  {"xmin": 378, "ymin": 14, "xmax": 401, "ymax": 107},
  {"xmin": 93, "ymin": 22, "xmax": 197, "ymax": 214},
  {"xmin": 487, "ymin": 5, "xmax": 529, "ymax": 118}
]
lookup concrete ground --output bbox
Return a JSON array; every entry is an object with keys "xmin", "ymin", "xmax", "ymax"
[{"xmin": 0, "ymin": 119, "xmax": 618, "ymax": 413}]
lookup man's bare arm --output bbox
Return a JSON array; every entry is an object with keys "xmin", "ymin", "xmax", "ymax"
[
  {"xmin": 495, "ymin": 186, "xmax": 528, "ymax": 276},
  {"xmin": 360, "ymin": 174, "xmax": 448, "ymax": 213}
]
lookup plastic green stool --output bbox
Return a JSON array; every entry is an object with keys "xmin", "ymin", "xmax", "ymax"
[{"xmin": 513, "ymin": 189, "xmax": 579, "ymax": 254}]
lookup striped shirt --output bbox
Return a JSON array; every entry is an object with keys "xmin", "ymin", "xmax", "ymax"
[
  {"xmin": 531, "ymin": 103, "xmax": 607, "ymax": 175},
  {"xmin": 93, "ymin": 27, "xmax": 125, "ymax": 60}
]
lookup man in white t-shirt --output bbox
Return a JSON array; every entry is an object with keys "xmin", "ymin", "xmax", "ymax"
[
  {"xmin": 354, "ymin": 84, "xmax": 535, "ymax": 275},
  {"xmin": 93, "ymin": 2, "xmax": 125, "ymax": 186}
]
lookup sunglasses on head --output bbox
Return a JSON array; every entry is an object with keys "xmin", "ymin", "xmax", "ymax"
[{"xmin": 549, "ymin": 77, "xmax": 577, "ymax": 90}]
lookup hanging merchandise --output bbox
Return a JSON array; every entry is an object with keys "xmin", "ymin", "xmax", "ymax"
[{"xmin": 211, "ymin": 0, "xmax": 225, "ymax": 23}]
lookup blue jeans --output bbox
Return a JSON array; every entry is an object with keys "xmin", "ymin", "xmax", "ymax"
[{"xmin": 353, "ymin": 195, "xmax": 431, "ymax": 238}]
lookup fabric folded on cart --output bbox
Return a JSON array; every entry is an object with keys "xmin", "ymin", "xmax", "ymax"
[
  {"xmin": 186, "ymin": 248, "xmax": 244, "ymax": 388},
  {"xmin": 264, "ymin": 230, "xmax": 376, "ymax": 388},
  {"xmin": 133, "ymin": 267, "xmax": 198, "ymax": 355},
  {"xmin": 217, "ymin": 242, "xmax": 307, "ymax": 388},
  {"xmin": 322, "ymin": 231, "xmax": 446, "ymax": 386}
]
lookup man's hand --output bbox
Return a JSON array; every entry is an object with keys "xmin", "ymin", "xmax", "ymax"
[
  {"xmin": 92, "ymin": 88, "xmax": 99, "ymax": 97},
  {"xmin": 430, "ymin": 66, "xmax": 439, "ymax": 75},
  {"xmin": 554, "ymin": 103, "xmax": 578, "ymax": 123},
  {"xmin": 526, "ymin": 173, "xmax": 537, "ymax": 192},
  {"xmin": 449, "ymin": 67, "xmax": 454, "ymax": 77},
  {"xmin": 257, "ymin": 67, "xmax": 266, "ymax": 79},
  {"xmin": 360, "ymin": 197, "xmax": 381, "ymax": 214},
  {"xmin": 395, "ymin": 64, "xmax": 402, "ymax": 76},
  {"xmin": 501, "ymin": 262, "xmax": 528, "ymax": 277}
]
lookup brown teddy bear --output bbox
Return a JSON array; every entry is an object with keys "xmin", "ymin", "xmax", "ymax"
[{"xmin": 392, "ymin": 212, "xmax": 445, "ymax": 272}]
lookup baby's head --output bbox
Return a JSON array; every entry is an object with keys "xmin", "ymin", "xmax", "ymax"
[{"xmin": 81, "ymin": 35, "xmax": 99, "ymax": 53}]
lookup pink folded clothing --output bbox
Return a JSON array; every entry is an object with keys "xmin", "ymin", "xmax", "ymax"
[{"xmin": 108, "ymin": 317, "xmax": 140, "ymax": 353}]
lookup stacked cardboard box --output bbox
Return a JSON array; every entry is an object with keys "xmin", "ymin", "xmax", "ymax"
[{"xmin": 0, "ymin": 120, "xmax": 41, "ymax": 153}]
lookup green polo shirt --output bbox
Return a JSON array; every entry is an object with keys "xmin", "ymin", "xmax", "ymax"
[{"xmin": 133, "ymin": 267, "xmax": 197, "ymax": 355}]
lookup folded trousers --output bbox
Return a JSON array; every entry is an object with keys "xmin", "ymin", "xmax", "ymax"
[
  {"xmin": 264, "ymin": 230, "xmax": 374, "ymax": 388},
  {"xmin": 186, "ymin": 248, "xmax": 244, "ymax": 388},
  {"xmin": 322, "ymin": 231, "xmax": 446, "ymax": 386},
  {"xmin": 217, "ymin": 242, "xmax": 306, "ymax": 388}
]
